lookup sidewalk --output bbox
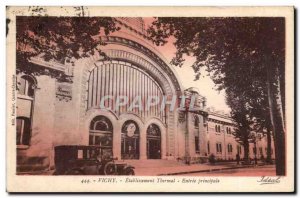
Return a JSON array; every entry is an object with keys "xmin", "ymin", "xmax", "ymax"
[
  {"xmin": 17, "ymin": 160, "xmax": 272, "ymax": 176},
  {"xmin": 132, "ymin": 161, "xmax": 266, "ymax": 176}
]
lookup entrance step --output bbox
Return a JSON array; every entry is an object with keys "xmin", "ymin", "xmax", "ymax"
[{"xmin": 17, "ymin": 155, "xmax": 49, "ymax": 173}]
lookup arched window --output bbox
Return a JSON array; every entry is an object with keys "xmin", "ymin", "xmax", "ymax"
[
  {"xmin": 89, "ymin": 116, "xmax": 113, "ymax": 147},
  {"xmin": 16, "ymin": 117, "xmax": 31, "ymax": 145},
  {"xmin": 216, "ymin": 143, "xmax": 222, "ymax": 153},
  {"xmin": 17, "ymin": 75, "xmax": 36, "ymax": 97},
  {"xmin": 121, "ymin": 120, "xmax": 140, "ymax": 159}
]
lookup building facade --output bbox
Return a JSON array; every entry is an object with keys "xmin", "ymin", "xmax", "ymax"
[
  {"xmin": 16, "ymin": 18, "xmax": 274, "ymax": 172},
  {"xmin": 206, "ymin": 108, "xmax": 275, "ymax": 161}
]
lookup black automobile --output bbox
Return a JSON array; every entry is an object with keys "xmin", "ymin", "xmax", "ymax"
[{"xmin": 53, "ymin": 145, "xmax": 135, "ymax": 175}]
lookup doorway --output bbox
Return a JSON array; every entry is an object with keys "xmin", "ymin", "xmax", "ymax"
[
  {"xmin": 147, "ymin": 124, "xmax": 161, "ymax": 159},
  {"xmin": 121, "ymin": 120, "xmax": 140, "ymax": 159}
]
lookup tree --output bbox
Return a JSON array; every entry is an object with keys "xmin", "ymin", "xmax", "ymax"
[
  {"xmin": 226, "ymin": 89, "xmax": 252, "ymax": 162},
  {"xmin": 148, "ymin": 17, "xmax": 286, "ymax": 175},
  {"xmin": 16, "ymin": 9, "xmax": 119, "ymax": 81}
]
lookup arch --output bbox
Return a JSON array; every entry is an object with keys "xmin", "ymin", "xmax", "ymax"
[
  {"xmin": 77, "ymin": 36, "xmax": 183, "ymax": 157},
  {"xmin": 89, "ymin": 115, "xmax": 113, "ymax": 148},
  {"xmin": 86, "ymin": 61, "xmax": 166, "ymax": 122},
  {"xmin": 83, "ymin": 109, "xmax": 119, "ymax": 149},
  {"xmin": 144, "ymin": 117, "xmax": 167, "ymax": 159},
  {"xmin": 121, "ymin": 120, "xmax": 140, "ymax": 159},
  {"xmin": 78, "ymin": 53, "xmax": 176, "ymax": 130},
  {"xmin": 102, "ymin": 36, "xmax": 184, "ymax": 93},
  {"xmin": 17, "ymin": 74, "xmax": 37, "ymax": 97}
]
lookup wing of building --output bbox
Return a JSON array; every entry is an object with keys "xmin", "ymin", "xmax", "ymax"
[{"xmin": 16, "ymin": 18, "xmax": 275, "ymax": 172}]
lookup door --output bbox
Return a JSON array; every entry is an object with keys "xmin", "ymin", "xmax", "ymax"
[
  {"xmin": 121, "ymin": 121, "xmax": 140, "ymax": 159},
  {"xmin": 147, "ymin": 124, "xmax": 161, "ymax": 159}
]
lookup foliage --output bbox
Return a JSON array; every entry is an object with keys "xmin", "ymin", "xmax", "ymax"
[
  {"xmin": 16, "ymin": 15, "xmax": 119, "ymax": 79},
  {"xmin": 148, "ymin": 17, "xmax": 284, "ymax": 88},
  {"xmin": 148, "ymin": 17, "xmax": 285, "ymax": 174},
  {"xmin": 208, "ymin": 154, "xmax": 216, "ymax": 164}
]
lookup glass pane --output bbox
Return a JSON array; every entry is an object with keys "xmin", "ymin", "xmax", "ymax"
[
  {"xmin": 94, "ymin": 121, "xmax": 109, "ymax": 131},
  {"xmin": 95, "ymin": 136, "xmax": 101, "ymax": 145},
  {"xmin": 101, "ymin": 136, "xmax": 112, "ymax": 146},
  {"xmin": 27, "ymin": 80, "xmax": 35, "ymax": 97},
  {"xmin": 18, "ymin": 78, "xmax": 26, "ymax": 95}
]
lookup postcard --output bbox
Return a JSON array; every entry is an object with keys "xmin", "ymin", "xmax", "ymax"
[{"xmin": 6, "ymin": 6, "xmax": 294, "ymax": 192}]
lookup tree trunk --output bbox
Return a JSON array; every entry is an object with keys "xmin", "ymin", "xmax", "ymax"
[
  {"xmin": 267, "ymin": 65, "xmax": 286, "ymax": 176},
  {"xmin": 243, "ymin": 138, "xmax": 249, "ymax": 163},
  {"xmin": 266, "ymin": 127, "xmax": 272, "ymax": 164}
]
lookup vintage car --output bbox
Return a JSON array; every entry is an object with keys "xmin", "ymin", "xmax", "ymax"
[{"xmin": 53, "ymin": 145, "xmax": 135, "ymax": 175}]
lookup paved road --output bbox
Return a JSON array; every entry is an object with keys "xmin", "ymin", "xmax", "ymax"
[{"xmin": 179, "ymin": 165, "xmax": 276, "ymax": 176}]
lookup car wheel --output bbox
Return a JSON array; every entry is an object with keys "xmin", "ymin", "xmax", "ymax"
[
  {"xmin": 126, "ymin": 168, "xmax": 135, "ymax": 175},
  {"xmin": 104, "ymin": 162, "xmax": 117, "ymax": 175}
]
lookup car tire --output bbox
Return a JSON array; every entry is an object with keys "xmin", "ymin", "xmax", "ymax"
[
  {"xmin": 125, "ymin": 168, "xmax": 135, "ymax": 175},
  {"xmin": 104, "ymin": 162, "xmax": 117, "ymax": 175}
]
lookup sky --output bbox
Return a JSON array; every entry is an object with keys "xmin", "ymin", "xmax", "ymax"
[{"xmin": 143, "ymin": 18, "xmax": 231, "ymax": 113}]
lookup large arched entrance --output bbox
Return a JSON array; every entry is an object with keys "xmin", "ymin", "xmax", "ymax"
[
  {"xmin": 147, "ymin": 124, "xmax": 161, "ymax": 159},
  {"xmin": 121, "ymin": 120, "xmax": 140, "ymax": 159}
]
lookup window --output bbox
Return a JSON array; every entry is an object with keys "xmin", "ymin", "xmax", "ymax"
[
  {"xmin": 194, "ymin": 116, "xmax": 199, "ymax": 128},
  {"xmin": 195, "ymin": 137, "xmax": 200, "ymax": 153},
  {"xmin": 17, "ymin": 76, "xmax": 35, "ymax": 97},
  {"xmin": 216, "ymin": 143, "xmax": 222, "ymax": 153},
  {"xmin": 215, "ymin": 125, "xmax": 221, "ymax": 133},
  {"xmin": 89, "ymin": 116, "xmax": 113, "ymax": 147},
  {"xmin": 226, "ymin": 127, "xmax": 232, "ymax": 134},
  {"xmin": 227, "ymin": 144, "xmax": 233, "ymax": 153},
  {"xmin": 16, "ymin": 117, "xmax": 31, "ymax": 145},
  {"xmin": 122, "ymin": 120, "xmax": 140, "ymax": 159},
  {"xmin": 207, "ymin": 142, "xmax": 210, "ymax": 154},
  {"xmin": 237, "ymin": 145, "xmax": 242, "ymax": 155},
  {"xmin": 259, "ymin": 147, "xmax": 263, "ymax": 155}
]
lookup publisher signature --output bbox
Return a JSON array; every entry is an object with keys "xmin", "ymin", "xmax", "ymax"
[{"xmin": 257, "ymin": 176, "xmax": 281, "ymax": 185}]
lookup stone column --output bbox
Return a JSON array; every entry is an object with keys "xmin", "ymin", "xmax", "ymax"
[
  {"xmin": 161, "ymin": 127, "xmax": 167, "ymax": 159},
  {"xmin": 113, "ymin": 124, "xmax": 122, "ymax": 160},
  {"xmin": 140, "ymin": 127, "xmax": 147, "ymax": 159}
]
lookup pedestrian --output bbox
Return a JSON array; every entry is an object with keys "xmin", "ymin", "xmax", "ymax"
[{"xmin": 236, "ymin": 153, "xmax": 240, "ymax": 165}]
